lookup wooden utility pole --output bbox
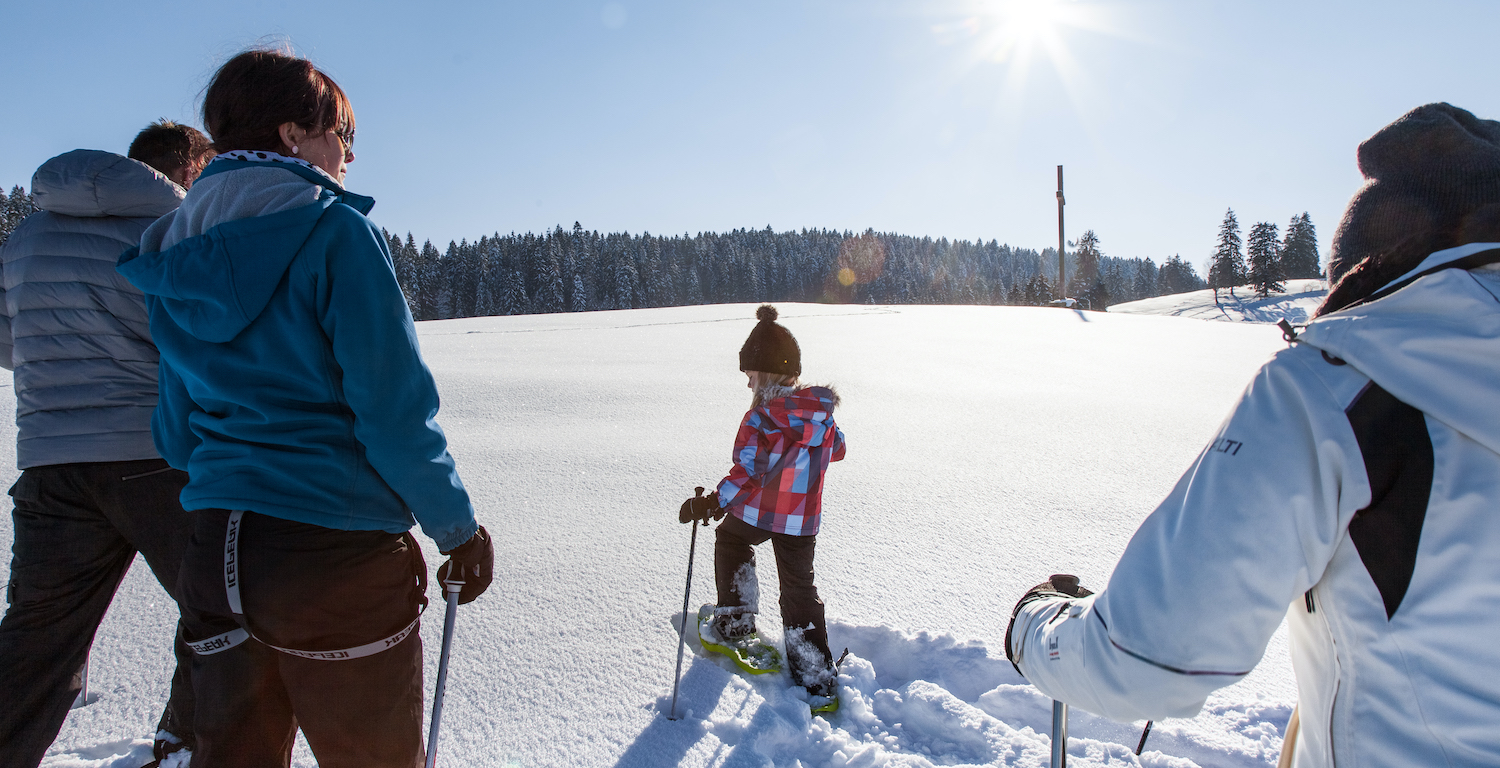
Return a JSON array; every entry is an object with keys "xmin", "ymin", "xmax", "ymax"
[{"xmin": 1056, "ymin": 165, "xmax": 1066, "ymax": 300}]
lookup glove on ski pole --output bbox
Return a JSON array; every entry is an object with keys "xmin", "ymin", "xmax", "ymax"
[
  {"xmin": 679, "ymin": 489, "xmax": 723, "ymax": 524},
  {"xmin": 438, "ymin": 526, "xmax": 493, "ymax": 605},
  {"xmin": 1004, "ymin": 574, "xmax": 1094, "ymax": 676}
]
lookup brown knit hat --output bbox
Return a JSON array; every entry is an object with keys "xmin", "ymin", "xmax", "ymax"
[
  {"xmin": 739, "ymin": 305, "xmax": 801, "ymax": 376},
  {"xmin": 1320, "ymin": 103, "xmax": 1500, "ymax": 315}
]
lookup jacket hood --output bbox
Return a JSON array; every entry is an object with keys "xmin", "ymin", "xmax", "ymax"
[
  {"xmin": 1299, "ymin": 245, "xmax": 1500, "ymax": 454},
  {"xmin": 31, "ymin": 149, "xmax": 184, "ymax": 218},
  {"xmin": 758, "ymin": 384, "xmax": 840, "ymax": 448},
  {"xmin": 116, "ymin": 160, "xmax": 373, "ymax": 343}
]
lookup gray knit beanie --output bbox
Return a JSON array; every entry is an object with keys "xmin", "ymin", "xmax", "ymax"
[
  {"xmin": 739, "ymin": 305, "xmax": 801, "ymax": 376},
  {"xmin": 1321, "ymin": 103, "xmax": 1500, "ymax": 315}
]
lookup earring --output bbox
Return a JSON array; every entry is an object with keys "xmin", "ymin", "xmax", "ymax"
[{"xmin": 291, "ymin": 145, "xmax": 299, "ymax": 155}]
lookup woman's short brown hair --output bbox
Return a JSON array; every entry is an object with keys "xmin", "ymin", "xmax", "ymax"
[{"xmin": 202, "ymin": 48, "xmax": 354, "ymax": 154}]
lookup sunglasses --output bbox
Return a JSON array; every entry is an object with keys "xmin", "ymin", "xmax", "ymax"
[{"xmin": 334, "ymin": 126, "xmax": 355, "ymax": 151}]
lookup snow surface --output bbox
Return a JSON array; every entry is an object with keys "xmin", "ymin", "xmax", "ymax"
[
  {"xmin": 1109, "ymin": 280, "xmax": 1327, "ymax": 324},
  {"xmin": 2, "ymin": 303, "xmax": 1301, "ymax": 767}
]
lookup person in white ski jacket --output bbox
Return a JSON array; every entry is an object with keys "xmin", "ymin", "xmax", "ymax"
[{"xmin": 1005, "ymin": 102, "xmax": 1500, "ymax": 768}]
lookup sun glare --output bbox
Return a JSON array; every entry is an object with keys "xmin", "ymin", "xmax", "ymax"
[
  {"xmin": 935, "ymin": 0, "xmax": 1111, "ymax": 115},
  {"xmin": 975, "ymin": 0, "xmax": 1081, "ymax": 64}
]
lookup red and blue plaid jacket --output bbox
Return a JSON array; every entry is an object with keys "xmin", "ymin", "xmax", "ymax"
[{"xmin": 716, "ymin": 385, "xmax": 846, "ymax": 536}]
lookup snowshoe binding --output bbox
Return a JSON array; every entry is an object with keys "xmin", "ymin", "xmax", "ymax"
[
  {"xmin": 697, "ymin": 605, "xmax": 782, "ymax": 674},
  {"xmin": 806, "ymin": 648, "xmax": 849, "ymax": 715}
]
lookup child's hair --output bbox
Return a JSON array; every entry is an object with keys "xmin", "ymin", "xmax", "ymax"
[{"xmin": 748, "ymin": 370, "xmax": 799, "ymax": 409}]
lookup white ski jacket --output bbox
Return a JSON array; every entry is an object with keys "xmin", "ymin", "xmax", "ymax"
[{"xmin": 1009, "ymin": 244, "xmax": 1500, "ymax": 767}]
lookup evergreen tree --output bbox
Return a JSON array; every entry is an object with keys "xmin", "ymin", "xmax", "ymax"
[
  {"xmin": 392, "ymin": 233, "xmax": 420, "ymax": 315},
  {"xmin": 570, "ymin": 274, "xmax": 588, "ymax": 312},
  {"xmin": 1133, "ymin": 257, "xmax": 1158, "ymax": 300},
  {"xmin": 1246, "ymin": 221, "xmax": 1285, "ymax": 297},
  {"xmin": 1209, "ymin": 209, "xmax": 1245, "ymax": 296},
  {"xmin": 1069, "ymin": 230, "xmax": 1101, "ymax": 296},
  {"xmin": 1280, "ymin": 212, "xmax": 1322, "ymax": 279},
  {"xmin": 532, "ymin": 231, "xmax": 565, "ymax": 313},
  {"xmin": 1158, "ymin": 254, "xmax": 1204, "ymax": 295},
  {"xmin": 1, "ymin": 185, "xmax": 39, "ymax": 246},
  {"xmin": 1024, "ymin": 273, "xmax": 1052, "ymax": 306},
  {"xmin": 417, "ymin": 240, "xmax": 443, "ymax": 320},
  {"xmin": 500, "ymin": 268, "xmax": 528, "ymax": 315},
  {"xmin": 437, "ymin": 241, "xmax": 462, "ymax": 319}
]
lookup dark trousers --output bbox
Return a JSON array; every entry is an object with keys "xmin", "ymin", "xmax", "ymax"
[
  {"xmin": 0, "ymin": 459, "xmax": 195, "ymax": 768},
  {"xmin": 714, "ymin": 514, "xmax": 833, "ymax": 685},
  {"xmin": 178, "ymin": 510, "xmax": 428, "ymax": 768}
]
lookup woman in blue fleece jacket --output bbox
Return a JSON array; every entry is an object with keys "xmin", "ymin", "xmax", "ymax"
[{"xmin": 117, "ymin": 49, "xmax": 491, "ymax": 766}]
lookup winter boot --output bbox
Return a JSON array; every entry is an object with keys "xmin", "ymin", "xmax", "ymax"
[
  {"xmin": 711, "ymin": 608, "xmax": 757, "ymax": 643},
  {"xmin": 151, "ymin": 704, "xmax": 195, "ymax": 764}
]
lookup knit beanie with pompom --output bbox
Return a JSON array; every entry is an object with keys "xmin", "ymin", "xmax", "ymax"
[
  {"xmin": 738, "ymin": 305, "xmax": 801, "ymax": 376},
  {"xmin": 1320, "ymin": 102, "xmax": 1500, "ymax": 315}
]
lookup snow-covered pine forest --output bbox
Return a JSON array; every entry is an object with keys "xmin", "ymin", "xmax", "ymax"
[
  {"xmin": 5, "ymin": 181, "xmax": 1333, "ymax": 322},
  {"xmin": 381, "ymin": 224, "xmax": 1206, "ymax": 320}
]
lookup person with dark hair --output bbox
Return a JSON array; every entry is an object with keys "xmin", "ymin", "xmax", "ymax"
[
  {"xmin": 128, "ymin": 119, "xmax": 216, "ymax": 189},
  {"xmin": 0, "ymin": 121, "xmax": 215, "ymax": 766},
  {"xmin": 116, "ymin": 47, "xmax": 490, "ymax": 766},
  {"xmin": 1004, "ymin": 103, "xmax": 1500, "ymax": 767},
  {"xmin": 679, "ymin": 305, "xmax": 847, "ymax": 713}
]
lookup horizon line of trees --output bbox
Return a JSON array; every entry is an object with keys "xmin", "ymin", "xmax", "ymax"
[
  {"xmin": 3, "ymin": 181, "xmax": 1225, "ymax": 321},
  {"xmin": 380, "ymin": 223, "xmax": 1208, "ymax": 321}
]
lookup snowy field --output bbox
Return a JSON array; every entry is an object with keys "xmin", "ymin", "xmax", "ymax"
[
  {"xmin": 4, "ymin": 302, "xmax": 1301, "ymax": 768},
  {"xmin": 1109, "ymin": 279, "xmax": 1326, "ymax": 324}
]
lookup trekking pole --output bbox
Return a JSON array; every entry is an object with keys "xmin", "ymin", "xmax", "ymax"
[
  {"xmin": 1051, "ymin": 700, "xmax": 1068, "ymax": 768},
  {"xmin": 668, "ymin": 487, "xmax": 708, "ymax": 720},
  {"xmin": 425, "ymin": 578, "xmax": 464, "ymax": 768},
  {"xmin": 1135, "ymin": 721, "xmax": 1153, "ymax": 755}
]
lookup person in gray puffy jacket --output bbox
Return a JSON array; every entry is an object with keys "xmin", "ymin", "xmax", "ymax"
[{"xmin": 0, "ymin": 121, "xmax": 215, "ymax": 767}]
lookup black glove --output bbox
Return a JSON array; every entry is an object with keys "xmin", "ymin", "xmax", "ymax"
[
  {"xmin": 1004, "ymin": 574, "xmax": 1094, "ymax": 675},
  {"xmin": 437, "ymin": 525, "xmax": 493, "ymax": 605},
  {"xmin": 678, "ymin": 489, "xmax": 723, "ymax": 524}
]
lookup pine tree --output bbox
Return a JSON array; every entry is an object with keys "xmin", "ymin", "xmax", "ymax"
[
  {"xmin": 1209, "ymin": 209, "xmax": 1245, "ymax": 296},
  {"xmin": 1158, "ymin": 254, "xmax": 1204, "ymax": 295},
  {"xmin": 1069, "ymin": 230, "xmax": 1101, "ymax": 297},
  {"xmin": 500, "ymin": 268, "xmax": 528, "ymax": 316},
  {"xmin": 1132, "ymin": 257, "xmax": 1158, "ymax": 300},
  {"xmin": 570, "ymin": 274, "xmax": 588, "ymax": 312},
  {"xmin": 532, "ymin": 231, "xmax": 565, "ymax": 313},
  {"xmin": 1280, "ymin": 213, "xmax": 1321, "ymax": 279},
  {"xmin": 1, "ymin": 185, "xmax": 39, "ymax": 246},
  {"xmin": 1246, "ymin": 221, "xmax": 1285, "ymax": 297},
  {"xmin": 417, "ymin": 240, "xmax": 443, "ymax": 320}
]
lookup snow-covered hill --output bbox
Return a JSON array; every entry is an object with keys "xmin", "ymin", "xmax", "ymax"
[
  {"xmin": 1109, "ymin": 279, "xmax": 1327, "ymax": 324},
  {"xmin": 3, "ymin": 303, "xmax": 1300, "ymax": 768}
]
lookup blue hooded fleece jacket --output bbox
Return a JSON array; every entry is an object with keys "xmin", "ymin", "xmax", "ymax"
[{"xmin": 117, "ymin": 159, "xmax": 477, "ymax": 551}]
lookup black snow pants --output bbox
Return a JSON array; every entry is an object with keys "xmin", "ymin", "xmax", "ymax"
[
  {"xmin": 714, "ymin": 513, "xmax": 834, "ymax": 686},
  {"xmin": 0, "ymin": 459, "xmax": 196, "ymax": 768},
  {"xmin": 177, "ymin": 509, "xmax": 429, "ymax": 768}
]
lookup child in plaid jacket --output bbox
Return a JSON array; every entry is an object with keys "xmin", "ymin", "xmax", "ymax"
[{"xmin": 682, "ymin": 305, "xmax": 846, "ymax": 700}]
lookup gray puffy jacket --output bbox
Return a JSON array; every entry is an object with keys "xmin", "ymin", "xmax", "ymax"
[{"xmin": 0, "ymin": 149, "xmax": 184, "ymax": 468}]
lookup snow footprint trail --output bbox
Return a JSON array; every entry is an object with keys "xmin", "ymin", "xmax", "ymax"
[{"xmin": 638, "ymin": 620, "xmax": 1290, "ymax": 768}]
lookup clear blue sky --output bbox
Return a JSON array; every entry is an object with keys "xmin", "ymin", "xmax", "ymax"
[{"xmin": 4, "ymin": 0, "xmax": 1497, "ymax": 272}]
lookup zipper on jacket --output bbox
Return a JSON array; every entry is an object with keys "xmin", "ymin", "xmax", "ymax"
[{"xmin": 1304, "ymin": 590, "xmax": 1316, "ymax": 613}]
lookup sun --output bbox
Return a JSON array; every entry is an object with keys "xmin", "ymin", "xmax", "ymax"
[
  {"xmin": 973, "ymin": 0, "xmax": 1082, "ymax": 65},
  {"xmin": 1000, "ymin": 0, "xmax": 1068, "ymax": 41}
]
